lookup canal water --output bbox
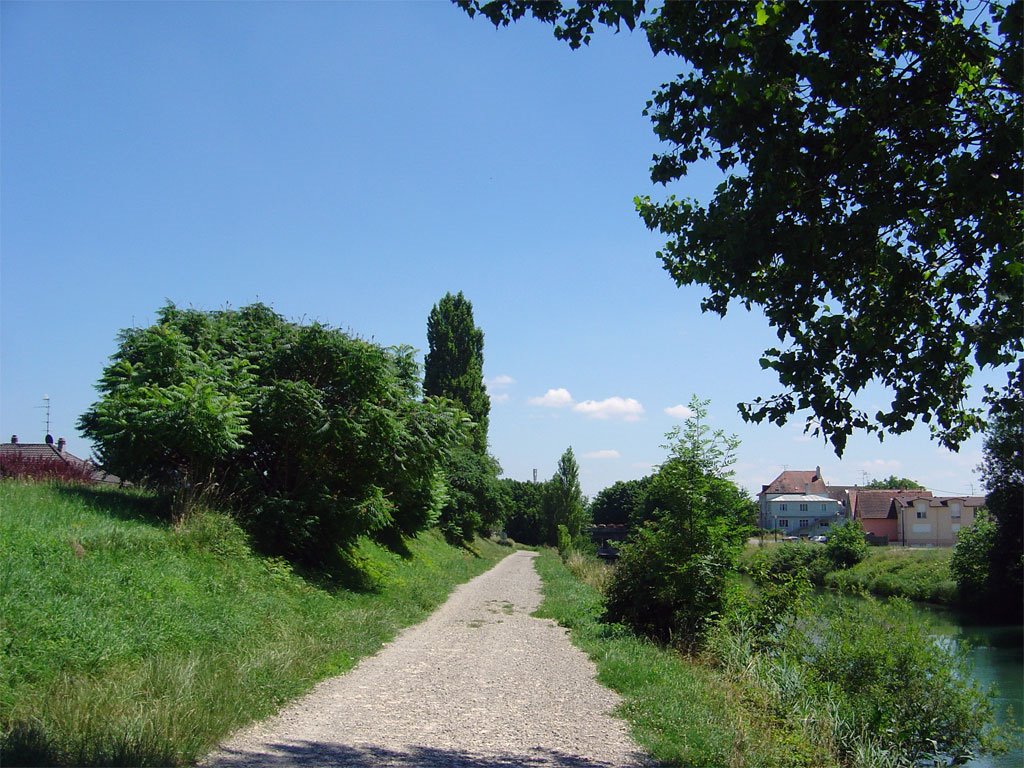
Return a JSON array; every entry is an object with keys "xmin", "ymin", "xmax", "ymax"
[{"xmin": 919, "ymin": 606, "xmax": 1023, "ymax": 768}]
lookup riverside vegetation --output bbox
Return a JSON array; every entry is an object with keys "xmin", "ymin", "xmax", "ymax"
[
  {"xmin": 0, "ymin": 481, "xmax": 509, "ymax": 766},
  {"xmin": 542, "ymin": 399, "xmax": 1007, "ymax": 768}
]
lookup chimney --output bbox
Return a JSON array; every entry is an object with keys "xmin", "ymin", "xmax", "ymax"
[
  {"xmin": 57, "ymin": 437, "xmax": 66, "ymax": 453},
  {"xmin": 10, "ymin": 435, "xmax": 17, "ymax": 444}
]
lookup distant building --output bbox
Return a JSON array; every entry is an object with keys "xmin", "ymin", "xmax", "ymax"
[
  {"xmin": 0, "ymin": 435, "xmax": 120, "ymax": 484},
  {"xmin": 759, "ymin": 467, "xmax": 844, "ymax": 535},
  {"xmin": 895, "ymin": 495, "xmax": 986, "ymax": 546}
]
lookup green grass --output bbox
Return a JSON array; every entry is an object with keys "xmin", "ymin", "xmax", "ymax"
[
  {"xmin": 0, "ymin": 480, "xmax": 509, "ymax": 766},
  {"xmin": 740, "ymin": 542, "xmax": 958, "ymax": 605},
  {"xmin": 532, "ymin": 550, "xmax": 831, "ymax": 768},
  {"xmin": 823, "ymin": 547, "xmax": 957, "ymax": 604}
]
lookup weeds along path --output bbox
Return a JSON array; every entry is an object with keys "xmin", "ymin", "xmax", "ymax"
[{"xmin": 200, "ymin": 550, "xmax": 651, "ymax": 768}]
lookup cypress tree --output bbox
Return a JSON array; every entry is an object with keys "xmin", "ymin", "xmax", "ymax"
[{"xmin": 424, "ymin": 292, "xmax": 489, "ymax": 454}]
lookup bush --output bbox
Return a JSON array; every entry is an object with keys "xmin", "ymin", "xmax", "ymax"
[
  {"xmin": 825, "ymin": 520, "xmax": 868, "ymax": 569},
  {"xmin": 80, "ymin": 304, "xmax": 468, "ymax": 568},
  {"xmin": 713, "ymin": 593, "xmax": 1004, "ymax": 767},
  {"xmin": 603, "ymin": 400, "xmax": 748, "ymax": 651},
  {"xmin": 744, "ymin": 542, "xmax": 830, "ymax": 585},
  {"xmin": 556, "ymin": 524, "xmax": 572, "ymax": 557},
  {"xmin": 951, "ymin": 510, "xmax": 998, "ymax": 595}
]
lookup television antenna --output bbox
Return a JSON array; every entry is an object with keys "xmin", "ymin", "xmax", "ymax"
[{"xmin": 36, "ymin": 395, "xmax": 52, "ymax": 437}]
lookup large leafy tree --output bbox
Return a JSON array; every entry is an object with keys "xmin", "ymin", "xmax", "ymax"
[
  {"xmin": 863, "ymin": 475, "xmax": 926, "ymax": 490},
  {"xmin": 424, "ymin": 292, "xmax": 490, "ymax": 454},
  {"xmin": 589, "ymin": 477, "xmax": 650, "ymax": 526},
  {"xmin": 976, "ymin": 387, "xmax": 1023, "ymax": 619},
  {"xmin": 80, "ymin": 303, "xmax": 465, "ymax": 567},
  {"xmin": 500, "ymin": 477, "xmax": 546, "ymax": 545},
  {"xmin": 457, "ymin": 0, "xmax": 1023, "ymax": 454}
]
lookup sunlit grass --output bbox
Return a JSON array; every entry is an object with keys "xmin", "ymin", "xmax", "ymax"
[
  {"xmin": 0, "ymin": 480, "xmax": 509, "ymax": 766},
  {"xmin": 533, "ymin": 549, "xmax": 826, "ymax": 768}
]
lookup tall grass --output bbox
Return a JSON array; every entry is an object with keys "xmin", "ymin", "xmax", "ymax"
[
  {"xmin": 741, "ymin": 542, "xmax": 958, "ymax": 604},
  {"xmin": 533, "ymin": 550, "xmax": 827, "ymax": 768},
  {"xmin": 0, "ymin": 480, "xmax": 509, "ymax": 766},
  {"xmin": 824, "ymin": 547, "xmax": 957, "ymax": 604}
]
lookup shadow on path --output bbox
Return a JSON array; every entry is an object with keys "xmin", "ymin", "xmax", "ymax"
[{"xmin": 203, "ymin": 741, "xmax": 636, "ymax": 768}]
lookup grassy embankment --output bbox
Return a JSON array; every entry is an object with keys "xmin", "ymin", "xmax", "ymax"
[
  {"xmin": 742, "ymin": 541, "xmax": 957, "ymax": 605},
  {"xmin": 533, "ymin": 551, "xmax": 829, "ymax": 768},
  {"xmin": 0, "ymin": 480, "xmax": 509, "ymax": 767},
  {"xmin": 824, "ymin": 547, "xmax": 956, "ymax": 603}
]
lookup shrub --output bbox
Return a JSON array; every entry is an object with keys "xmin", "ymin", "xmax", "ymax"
[
  {"xmin": 556, "ymin": 524, "xmax": 572, "ymax": 557},
  {"xmin": 603, "ymin": 399, "xmax": 748, "ymax": 651},
  {"xmin": 744, "ymin": 542, "xmax": 830, "ymax": 585},
  {"xmin": 951, "ymin": 510, "xmax": 998, "ymax": 595},
  {"xmin": 825, "ymin": 520, "xmax": 868, "ymax": 569},
  {"xmin": 79, "ymin": 303, "xmax": 467, "ymax": 568}
]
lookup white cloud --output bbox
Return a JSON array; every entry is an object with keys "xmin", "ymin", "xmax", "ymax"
[
  {"xmin": 583, "ymin": 449, "xmax": 621, "ymax": 460},
  {"xmin": 664, "ymin": 404, "xmax": 694, "ymax": 420},
  {"xmin": 490, "ymin": 392, "xmax": 510, "ymax": 404},
  {"xmin": 528, "ymin": 388, "xmax": 574, "ymax": 408},
  {"xmin": 573, "ymin": 397, "xmax": 645, "ymax": 421},
  {"xmin": 487, "ymin": 374, "xmax": 516, "ymax": 388}
]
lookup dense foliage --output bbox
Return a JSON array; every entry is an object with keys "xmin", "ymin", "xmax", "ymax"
[
  {"xmin": 436, "ymin": 447, "xmax": 503, "ymax": 543},
  {"xmin": 457, "ymin": 0, "xmax": 1023, "ymax": 454},
  {"xmin": 588, "ymin": 477, "xmax": 649, "ymax": 526},
  {"xmin": 716, "ymin": 591, "xmax": 1002, "ymax": 767},
  {"xmin": 79, "ymin": 303, "xmax": 468, "ymax": 568},
  {"xmin": 499, "ymin": 477, "xmax": 545, "ymax": 545},
  {"xmin": 604, "ymin": 398, "xmax": 753, "ymax": 650},
  {"xmin": 824, "ymin": 520, "xmax": 869, "ymax": 569},
  {"xmin": 422, "ymin": 292, "xmax": 502, "ymax": 542},
  {"xmin": 863, "ymin": 475, "xmax": 925, "ymax": 490},
  {"xmin": 424, "ymin": 291, "xmax": 490, "ymax": 454},
  {"xmin": 976, "ymin": 394, "xmax": 1024, "ymax": 620}
]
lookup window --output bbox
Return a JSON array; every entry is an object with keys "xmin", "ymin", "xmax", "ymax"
[
  {"xmin": 820, "ymin": 520, "xmax": 830, "ymax": 527},
  {"xmin": 800, "ymin": 503, "xmax": 808, "ymax": 512},
  {"xmin": 916, "ymin": 510, "xmax": 927, "ymax": 519},
  {"xmin": 951, "ymin": 502, "xmax": 961, "ymax": 519},
  {"xmin": 821, "ymin": 503, "xmax": 827, "ymax": 512},
  {"xmin": 778, "ymin": 519, "xmax": 789, "ymax": 528},
  {"xmin": 799, "ymin": 519, "xmax": 810, "ymax": 529},
  {"xmin": 779, "ymin": 503, "xmax": 788, "ymax": 511}
]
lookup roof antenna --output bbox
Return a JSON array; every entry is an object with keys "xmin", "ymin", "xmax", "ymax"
[{"xmin": 36, "ymin": 394, "xmax": 52, "ymax": 440}]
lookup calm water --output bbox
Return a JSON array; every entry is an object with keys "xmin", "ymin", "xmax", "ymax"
[{"xmin": 921, "ymin": 607, "xmax": 1023, "ymax": 768}]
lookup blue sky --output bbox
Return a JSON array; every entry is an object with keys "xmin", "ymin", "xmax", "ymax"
[{"xmin": 1, "ymin": 1, "xmax": 997, "ymax": 499}]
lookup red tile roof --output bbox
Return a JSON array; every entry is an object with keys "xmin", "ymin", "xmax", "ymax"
[
  {"xmin": 761, "ymin": 469, "xmax": 827, "ymax": 495},
  {"xmin": 850, "ymin": 489, "xmax": 933, "ymax": 519}
]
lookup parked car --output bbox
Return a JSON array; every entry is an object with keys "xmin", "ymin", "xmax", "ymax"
[
  {"xmin": 810, "ymin": 535, "xmax": 828, "ymax": 543},
  {"xmin": 781, "ymin": 535, "xmax": 800, "ymax": 541}
]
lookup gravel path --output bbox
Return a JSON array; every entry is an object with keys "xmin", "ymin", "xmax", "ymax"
[{"xmin": 200, "ymin": 550, "xmax": 651, "ymax": 767}]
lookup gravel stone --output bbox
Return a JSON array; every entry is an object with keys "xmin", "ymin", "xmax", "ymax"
[{"xmin": 200, "ymin": 550, "xmax": 652, "ymax": 767}]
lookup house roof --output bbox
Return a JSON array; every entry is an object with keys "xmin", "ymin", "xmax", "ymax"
[
  {"xmin": 0, "ymin": 441, "xmax": 85, "ymax": 465},
  {"xmin": 895, "ymin": 496, "xmax": 985, "ymax": 509},
  {"xmin": 1, "ymin": 439, "xmax": 121, "ymax": 485},
  {"xmin": 761, "ymin": 467, "xmax": 827, "ymax": 496},
  {"xmin": 771, "ymin": 494, "xmax": 837, "ymax": 503},
  {"xmin": 850, "ymin": 489, "xmax": 933, "ymax": 519}
]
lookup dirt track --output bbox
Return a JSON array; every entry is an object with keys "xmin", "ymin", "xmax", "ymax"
[{"xmin": 200, "ymin": 550, "xmax": 650, "ymax": 767}]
